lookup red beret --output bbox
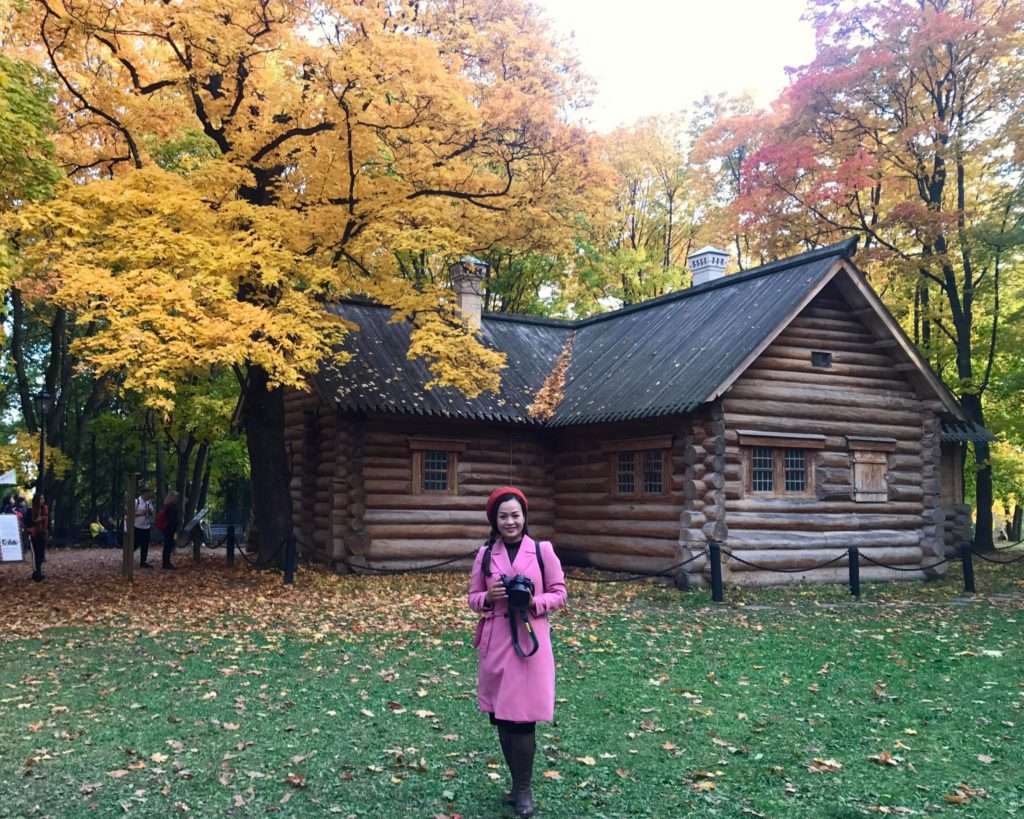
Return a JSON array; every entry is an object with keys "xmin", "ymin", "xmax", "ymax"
[{"xmin": 486, "ymin": 486, "xmax": 528, "ymax": 524}]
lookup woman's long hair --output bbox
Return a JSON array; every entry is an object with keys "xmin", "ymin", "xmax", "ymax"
[{"xmin": 485, "ymin": 493, "xmax": 529, "ymax": 547}]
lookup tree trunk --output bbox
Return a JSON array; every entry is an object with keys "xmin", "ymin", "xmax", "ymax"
[
  {"xmin": 155, "ymin": 434, "xmax": 167, "ymax": 506},
  {"xmin": 960, "ymin": 392, "xmax": 994, "ymax": 551},
  {"xmin": 1011, "ymin": 504, "xmax": 1022, "ymax": 543},
  {"xmin": 242, "ymin": 364, "xmax": 293, "ymax": 565}
]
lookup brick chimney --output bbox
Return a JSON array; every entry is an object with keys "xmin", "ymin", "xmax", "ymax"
[
  {"xmin": 687, "ymin": 246, "xmax": 729, "ymax": 286},
  {"xmin": 450, "ymin": 256, "xmax": 487, "ymax": 331}
]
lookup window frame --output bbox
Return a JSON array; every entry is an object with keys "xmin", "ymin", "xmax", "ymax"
[
  {"xmin": 409, "ymin": 438, "xmax": 466, "ymax": 496},
  {"xmin": 742, "ymin": 446, "xmax": 815, "ymax": 499},
  {"xmin": 846, "ymin": 436, "xmax": 896, "ymax": 503},
  {"xmin": 602, "ymin": 436, "xmax": 672, "ymax": 499}
]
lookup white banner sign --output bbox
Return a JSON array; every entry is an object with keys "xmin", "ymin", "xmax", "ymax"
[{"xmin": 0, "ymin": 514, "xmax": 24, "ymax": 562}]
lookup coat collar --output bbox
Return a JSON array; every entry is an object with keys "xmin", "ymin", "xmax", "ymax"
[{"xmin": 491, "ymin": 534, "xmax": 536, "ymax": 576}]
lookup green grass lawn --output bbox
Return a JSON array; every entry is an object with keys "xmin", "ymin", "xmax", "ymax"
[{"xmin": 0, "ymin": 549, "xmax": 1022, "ymax": 818}]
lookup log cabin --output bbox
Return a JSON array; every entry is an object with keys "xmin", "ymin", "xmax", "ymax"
[{"xmin": 284, "ymin": 239, "xmax": 990, "ymax": 586}]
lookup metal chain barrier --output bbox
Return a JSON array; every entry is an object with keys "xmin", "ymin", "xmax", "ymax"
[
  {"xmin": 564, "ymin": 551, "xmax": 708, "ymax": 583},
  {"xmin": 211, "ymin": 530, "xmax": 1024, "ymax": 599},
  {"xmin": 341, "ymin": 549, "xmax": 481, "ymax": 575},
  {"xmin": 971, "ymin": 549, "xmax": 1024, "ymax": 565},
  {"xmin": 719, "ymin": 547, "xmax": 847, "ymax": 574},
  {"xmin": 859, "ymin": 553, "xmax": 953, "ymax": 573}
]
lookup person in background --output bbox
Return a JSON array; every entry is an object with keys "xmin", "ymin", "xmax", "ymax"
[
  {"xmin": 158, "ymin": 490, "xmax": 180, "ymax": 570},
  {"xmin": 134, "ymin": 487, "xmax": 155, "ymax": 568},
  {"xmin": 29, "ymin": 494, "xmax": 48, "ymax": 582}
]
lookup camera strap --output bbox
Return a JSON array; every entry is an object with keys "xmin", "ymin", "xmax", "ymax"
[
  {"xmin": 509, "ymin": 606, "xmax": 540, "ymax": 658},
  {"xmin": 481, "ymin": 539, "xmax": 548, "ymax": 659}
]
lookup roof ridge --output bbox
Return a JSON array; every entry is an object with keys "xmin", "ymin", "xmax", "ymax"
[
  {"xmin": 331, "ymin": 238, "xmax": 857, "ymax": 330},
  {"xmin": 570, "ymin": 237, "xmax": 858, "ymax": 328},
  {"xmin": 478, "ymin": 237, "xmax": 857, "ymax": 329}
]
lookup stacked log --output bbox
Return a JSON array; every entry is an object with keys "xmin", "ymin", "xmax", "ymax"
[
  {"xmin": 310, "ymin": 409, "xmax": 340, "ymax": 563},
  {"xmin": 554, "ymin": 417, "xmax": 686, "ymax": 574},
  {"xmin": 283, "ymin": 388, "xmax": 323, "ymax": 558},
  {"xmin": 719, "ymin": 292, "xmax": 930, "ymax": 585},
  {"xmin": 943, "ymin": 504, "xmax": 972, "ymax": 555},
  {"xmin": 918, "ymin": 406, "xmax": 946, "ymax": 576}
]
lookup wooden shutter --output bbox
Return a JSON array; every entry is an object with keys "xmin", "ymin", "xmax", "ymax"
[{"xmin": 852, "ymin": 451, "xmax": 888, "ymax": 502}]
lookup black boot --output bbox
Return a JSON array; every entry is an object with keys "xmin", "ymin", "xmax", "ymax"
[
  {"xmin": 497, "ymin": 727, "xmax": 516, "ymax": 805},
  {"xmin": 507, "ymin": 730, "xmax": 536, "ymax": 818}
]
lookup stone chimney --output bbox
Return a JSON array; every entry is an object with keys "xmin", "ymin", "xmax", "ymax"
[
  {"xmin": 687, "ymin": 246, "xmax": 729, "ymax": 287},
  {"xmin": 450, "ymin": 255, "xmax": 488, "ymax": 331}
]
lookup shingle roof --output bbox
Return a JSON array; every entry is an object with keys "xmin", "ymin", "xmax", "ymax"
[
  {"xmin": 319, "ymin": 239, "xmax": 858, "ymax": 426},
  {"xmin": 940, "ymin": 419, "xmax": 994, "ymax": 443}
]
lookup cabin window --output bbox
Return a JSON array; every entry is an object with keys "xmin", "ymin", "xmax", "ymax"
[
  {"xmin": 643, "ymin": 450, "xmax": 664, "ymax": 494},
  {"xmin": 409, "ymin": 438, "xmax": 466, "ymax": 495},
  {"xmin": 616, "ymin": 451, "xmax": 636, "ymax": 494},
  {"xmin": 811, "ymin": 350, "xmax": 832, "ymax": 368},
  {"xmin": 852, "ymin": 451, "xmax": 888, "ymax": 502},
  {"xmin": 738, "ymin": 431, "xmax": 823, "ymax": 498},
  {"xmin": 422, "ymin": 451, "xmax": 450, "ymax": 491},
  {"xmin": 845, "ymin": 437, "xmax": 896, "ymax": 503},
  {"xmin": 751, "ymin": 447, "xmax": 774, "ymax": 491},
  {"xmin": 784, "ymin": 448, "xmax": 807, "ymax": 491},
  {"xmin": 609, "ymin": 449, "xmax": 669, "ymax": 497},
  {"xmin": 602, "ymin": 436, "xmax": 673, "ymax": 498},
  {"xmin": 746, "ymin": 447, "xmax": 813, "ymax": 497}
]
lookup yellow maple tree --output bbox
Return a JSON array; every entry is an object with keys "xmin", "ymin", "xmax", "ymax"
[{"xmin": 4, "ymin": 0, "xmax": 599, "ymax": 559}]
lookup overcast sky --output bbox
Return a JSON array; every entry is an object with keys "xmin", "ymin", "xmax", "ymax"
[{"xmin": 535, "ymin": 0, "xmax": 818, "ymax": 132}]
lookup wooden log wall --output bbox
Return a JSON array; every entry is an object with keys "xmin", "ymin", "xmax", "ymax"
[
  {"xmin": 552, "ymin": 417, "xmax": 690, "ymax": 575},
  {"xmin": 356, "ymin": 418, "xmax": 555, "ymax": 571},
  {"xmin": 674, "ymin": 404, "xmax": 725, "ymax": 588},
  {"xmin": 720, "ymin": 286, "xmax": 935, "ymax": 585},
  {"xmin": 943, "ymin": 504, "xmax": 972, "ymax": 555},
  {"xmin": 283, "ymin": 387, "xmax": 347, "ymax": 566}
]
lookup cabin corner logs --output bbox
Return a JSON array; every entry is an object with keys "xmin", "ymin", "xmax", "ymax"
[{"xmin": 284, "ymin": 291, "xmax": 972, "ymax": 586}]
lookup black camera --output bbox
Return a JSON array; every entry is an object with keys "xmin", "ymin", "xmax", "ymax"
[{"xmin": 501, "ymin": 574, "xmax": 535, "ymax": 609}]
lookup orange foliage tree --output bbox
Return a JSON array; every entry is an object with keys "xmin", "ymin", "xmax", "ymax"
[
  {"xmin": 4, "ymin": 0, "xmax": 599, "ymax": 561},
  {"xmin": 707, "ymin": 0, "xmax": 1024, "ymax": 548}
]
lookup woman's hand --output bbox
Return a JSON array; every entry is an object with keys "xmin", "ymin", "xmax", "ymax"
[{"xmin": 485, "ymin": 582, "xmax": 507, "ymax": 604}]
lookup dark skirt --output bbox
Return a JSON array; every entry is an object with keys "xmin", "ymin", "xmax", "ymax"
[{"xmin": 489, "ymin": 713, "xmax": 535, "ymax": 733}]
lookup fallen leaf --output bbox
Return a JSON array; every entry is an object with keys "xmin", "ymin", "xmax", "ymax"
[
  {"xmin": 868, "ymin": 751, "xmax": 901, "ymax": 767},
  {"xmin": 542, "ymin": 770, "xmax": 561, "ymax": 780},
  {"xmin": 976, "ymin": 754, "xmax": 994, "ymax": 764},
  {"xmin": 285, "ymin": 773, "xmax": 305, "ymax": 788},
  {"xmin": 576, "ymin": 756, "xmax": 596, "ymax": 766},
  {"xmin": 808, "ymin": 758, "xmax": 842, "ymax": 773}
]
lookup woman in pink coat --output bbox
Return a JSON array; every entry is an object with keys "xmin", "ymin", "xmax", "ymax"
[{"xmin": 468, "ymin": 486, "xmax": 568, "ymax": 818}]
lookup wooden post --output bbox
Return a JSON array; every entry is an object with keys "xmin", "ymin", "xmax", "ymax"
[
  {"xmin": 848, "ymin": 547, "xmax": 860, "ymax": 598},
  {"xmin": 960, "ymin": 543, "xmax": 975, "ymax": 594},
  {"xmin": 709, "ymin": 541, "xmax": 724, "ymax": 603},
  {"xmin": 122, "ymin": 473, "xmax": 137, "ymax": 580}
]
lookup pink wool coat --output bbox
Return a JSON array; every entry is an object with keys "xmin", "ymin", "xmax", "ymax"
[{"xmin": 467, "ymin": 536, "xmax": 568, "ymax": 723}]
